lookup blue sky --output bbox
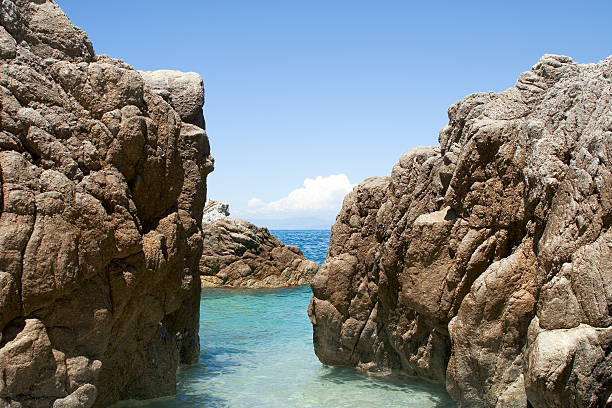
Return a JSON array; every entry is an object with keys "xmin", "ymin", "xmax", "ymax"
[{"xmin": 58, "ymin": 0, "xmax": 611, "ymax": 228}]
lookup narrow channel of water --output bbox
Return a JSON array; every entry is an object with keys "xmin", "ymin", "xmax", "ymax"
[{"xmin": 145, "ymin": 230, "xmax": 455, "ymax": 407}]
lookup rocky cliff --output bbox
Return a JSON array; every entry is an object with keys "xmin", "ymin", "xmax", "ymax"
[
  {"xmin": 0, "ymin": 1, "xmax": 213, "ymax": 407},
  {"xmin": 308, "ymin": 55, "xmax": 612, "ymax": 408},
  {"xmin": 200, "ymin": 201, "xmax": 318, "ymax": 288}
]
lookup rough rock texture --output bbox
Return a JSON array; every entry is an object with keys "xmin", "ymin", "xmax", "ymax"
[
  {"xmin": 0, "ymin": 1, "xmax": 213, "ymax": 407},
  {"xmin": 200, "ymin": 201, "xmax": 318, "ymax": 288},
  {"xmin": 201, "ymin": 199, "xmax": 229, "ymax": 224},
  {"xmin": 308, "ymin": 55, "xmax": 612, "ymax": 408},
  {"xmin": 139, "ymin": 70, "xmax": 205, "ymax": 130}
]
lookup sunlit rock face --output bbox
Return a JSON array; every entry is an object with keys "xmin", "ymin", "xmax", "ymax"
[
  {"xmin": 200, "ymin": 201, "xmax": 318, "ymax": 288},
  {"xmin": 0, "ymin": 1, "xmax": 213, "ymax": 406},
  {"xmin": 309, "ymin": 54, "xmax": 612, "ymax": 408}
]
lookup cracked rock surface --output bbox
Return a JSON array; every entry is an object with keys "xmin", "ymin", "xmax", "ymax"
[
  {"xmin": 308, "ymin": 55, "xmax": 612, "ymax": 408},
  {"xmin": 0, "ymin": 1, "xmax": 213, "ymax": 406},
  {"xmin": 200, "ymin": 201, "xmax": 318, "ymax": 288}
]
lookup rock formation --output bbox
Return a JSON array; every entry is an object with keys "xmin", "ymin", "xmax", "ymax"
[
  {"xmin": 201, "ymin": 199, "xmax": 229, "ymax": 224},
  {"xmin": 308, "ymin": 55, "xmax": 612, "ymax": 408},
  {"xmin": 0, "ymin": 1, "xmax": 213, "ymax": 406},
  {"xmin": 200, "ymin": 201, "xmax": 318, "ymax": 288}
]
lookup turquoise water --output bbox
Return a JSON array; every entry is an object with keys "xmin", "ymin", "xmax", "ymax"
[{"xmin": 145, "ymin": 231, "xmax": 455, "ymax": 408}]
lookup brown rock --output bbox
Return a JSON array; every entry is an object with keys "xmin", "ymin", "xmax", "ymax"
[
  {"xmin": 200, "ymin": 201, "xmax": 318, "ymax": 288},
  {"xmin": 140, "ymin": 70, "xmax": 206, "ymax": 129},
  {"xmin": 308, "ymin": 54, "xmax": 612, "ymax": 407},
  {"xmin": 0, "ymin": 2, "xmax": 212, "ymax": 406},
  {"xmin": 52, "ymin": 384, "xmax": 96, "ymax": 408}
]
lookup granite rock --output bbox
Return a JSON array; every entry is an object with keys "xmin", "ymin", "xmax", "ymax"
[
  {"xmin": 200, "ymin": 202, "xmax": 318, "ymax": 288},
  {"xmin": 308, "ymin": 55, "xmax": 612, "ymax": 407},
  {"xmin": 201, "ymin": 200, "xmax": 229, "ymax": 224},
  {"xmin": 0, "ymin": 1, "xmax": 212, "ymax": 406},
  {"xmin": 139, "ymin": 70, "xmax": 206, "ymax": 129}
]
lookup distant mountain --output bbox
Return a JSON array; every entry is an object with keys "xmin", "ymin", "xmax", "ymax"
[{"xmin": 239, "ymin": 216, "xmax": 333, "ymax": 230}]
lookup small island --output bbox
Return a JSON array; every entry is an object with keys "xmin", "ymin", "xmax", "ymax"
[{"xmin": 199, "ymin": 201, "xmax": 318, "ymax": 288}]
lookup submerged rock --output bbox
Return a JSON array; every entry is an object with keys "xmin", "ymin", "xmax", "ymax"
[
  {"xmin": 308, "ymin": 54, "xmax": 612, "ymax": 407},
  {"xmin": 200, "ymin": 201, "xmax": 318, "ymax": 288},
  {"xmin": 0, "ymin": 1, "xmax": 212, "ymax": 406}
]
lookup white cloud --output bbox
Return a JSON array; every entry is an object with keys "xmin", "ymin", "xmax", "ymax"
[{"xmin": 240, "ymin": 174, "xmax": 355, "ymax": 219}]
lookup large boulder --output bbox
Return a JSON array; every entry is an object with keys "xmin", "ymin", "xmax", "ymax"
[
  {"xmin": 139, "ymin": 70, "xmax": 206, "ymax": 129},
  {"xmin": 0, "ymin": 1, "xmax": 213, "ymax": 406},
  {"xmin": 200, "ymin": 201, "xmax": 318, "ymax": 288},
  {"xmin": 308, "ymin": 55, "xmax": 612, "ymax": 407}
]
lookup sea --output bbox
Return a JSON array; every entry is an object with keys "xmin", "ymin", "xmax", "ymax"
[
  {"xmin": 271, "ymin": 229, "xmax": 331, "ymax": 266},
  {"xmin": 145, "ymin": 230, "xmax": 455, "ymax": 408}
]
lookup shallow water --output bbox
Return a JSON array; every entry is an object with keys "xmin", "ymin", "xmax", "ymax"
[
  {"xmin": 145, "ymin": 230, "xmax": 455, "ymax": 407},
  {"xmin": 146, "ymin": 287, "xmax": 454, "ymax": 408}
]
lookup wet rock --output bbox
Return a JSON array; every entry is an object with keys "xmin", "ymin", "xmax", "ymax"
[
  {"xmin": 308, "ymin": 54, "xmax": 612, "ymax": 407},
  {"xmin": 0, "ymin": 1, "xmax": 212, "ymax": 406}
]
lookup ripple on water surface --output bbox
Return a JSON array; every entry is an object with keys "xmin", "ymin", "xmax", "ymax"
[
  {"xmin": 145, "ymin": 285, "xmax": 455, "ymax": 408},
  {"xmin": 270, "ymin": 229, "xmax": 331, "ymax": 266}
]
